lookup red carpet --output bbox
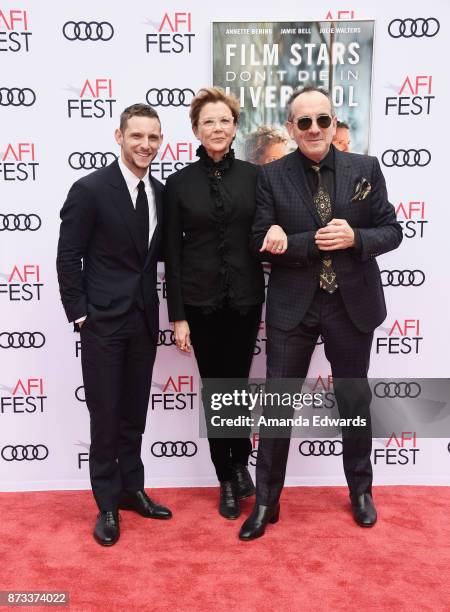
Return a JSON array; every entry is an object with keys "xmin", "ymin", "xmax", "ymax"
[{"xmin": 1, "ymin": 486, "xmax": 449, "ymax": 611}]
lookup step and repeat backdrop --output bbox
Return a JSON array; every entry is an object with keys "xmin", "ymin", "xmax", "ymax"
[{"xmin": 1, "ymin": 0, "xmax": 449, "ymax": 491}]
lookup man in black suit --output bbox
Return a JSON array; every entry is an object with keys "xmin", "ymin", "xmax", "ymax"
[
  {"xmin": 57, "ymin": 104, "xmax": 172, "ymax": 546},
  {"xmin": 239, "ymin": 87, "xmax": 402, "ymax": 540}
]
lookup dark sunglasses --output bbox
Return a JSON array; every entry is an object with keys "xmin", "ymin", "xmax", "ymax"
[{"xmin": 295, "ymin": 114, "xmax": 333, "ymax": 131}]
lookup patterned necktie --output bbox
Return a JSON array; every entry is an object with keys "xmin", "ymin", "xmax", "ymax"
[
  {"xmin": 136, "ymin": 180, "xmax": 149, "ymax": 254},
  {"xmin": 311, "ymin": 165, "xmax": 338, "ymax": 294}
]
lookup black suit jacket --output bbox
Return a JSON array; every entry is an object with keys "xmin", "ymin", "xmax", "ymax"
[
  {"xmin": 252, "ymin": 148, "xmax": 403, "ymax": 333},
  {"xmin": 57, "ymin": 160, "xmax": 163, "ymax": 338}
]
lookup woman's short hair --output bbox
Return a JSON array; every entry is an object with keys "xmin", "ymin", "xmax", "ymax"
[{"xmin": 190, "ymin": 87, "xmax": 240, "ymax": 128}]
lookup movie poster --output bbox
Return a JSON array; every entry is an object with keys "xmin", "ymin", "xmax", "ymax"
[{"xmin": 213, "ymin": 21, "xmax": 374, "ymax": 162}]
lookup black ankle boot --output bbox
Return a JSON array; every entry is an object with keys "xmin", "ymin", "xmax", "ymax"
[
  {"xmin": 232, "ymin": 463, "xmax": 256, "ymax": 499},
  {"xmin": 239, "ymin": 503, "xmax": 280, "ymax": 540},
  {"xmin": 219, "ymin": 480, "xmax": 240, "ymax": 520}
]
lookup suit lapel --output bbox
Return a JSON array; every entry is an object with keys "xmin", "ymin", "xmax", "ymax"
[
  {"xmin": 108, "ymin": 161, "xmax": 145, "ymax": 263},
  {"xmin": 146, "ymin": 176, "xmax": 162, "ymax": 263},
  {"xmin": 334, "ymin": 148, "xmax": 353, "ymax": 212},
  {"xmin": 286, "ymin": 152, "xmax": 323, "ymax": 226}
]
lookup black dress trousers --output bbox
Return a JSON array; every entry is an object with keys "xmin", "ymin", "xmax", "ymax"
[
  {"xmin": 256, "ymin": 289, "xmax": 374, "ymax": 505},
  {"xmin": 80, "ymin": 308, "xmax": 156, "ymax": 512},
  {"xmin": 185, "ymin": 303, "xmax": 262, "ymax": 482}
]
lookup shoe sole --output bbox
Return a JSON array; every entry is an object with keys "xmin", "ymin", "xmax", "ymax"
[
  {"xmin": 355, "ymin": 519, "xmax": 377, "ymax": 527},
  {"xmin": 239, "ymin": 532, "xmax": 263, "ymax": 541},
  {"xmin": 219, "ymin": 512, "xmax": 241, "ymax": 520},
  {"xmin": 93, "ymin": 535, "xmax": 119, "ymax": 546}
]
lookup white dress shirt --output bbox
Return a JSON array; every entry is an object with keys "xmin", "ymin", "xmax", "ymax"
[{"xmin": 118, "ymin": 156, "xmax": 158, "ymax": 245}]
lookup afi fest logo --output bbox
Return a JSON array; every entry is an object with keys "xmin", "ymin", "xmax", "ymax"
[
  {"xmin": 385, "ymin": 76, "xmax": 434, "ymax": 116},
  {"xmin": 376, "ymin": 320, "xmax": 422, "ymax": 355},
  {"xmin": 67, "ymin": 78, "xmax": 116, "ymax": 118},
  {"xmin": 156, "ymin": 267, "xmax": 167, "ymax": 301},
  {"xmin": 311, "ymin": 374, "xmax": 336, "ymax": 409},
  {"xmin": 76, "ymin": 441, "xmax": 90, "ymax": 469},
  {"xmin": 396, "ymin": 200, "xmax": 427, "ymax": 240},
  {"xmin": 0, "ymin": 377, "xmax": 46, "ymax": 414},
  {"xmin": 249, "ymin": 433, "xmax": 259, "ymax": 467},
  {"xmin": 150, "ymin": 375, "xmax": 196, "ymax": 411},
  {"xmin": 0, "ymin": 143, "xmax": 38, "ymax": 181},
  {"xmin": 374, "ymin": 432, "xmax": 419, "ymax": 466},
  {"xmin": 324, "ymin": 10, "xmax": 356, "ymax": 20},
  {"xmin": 151, "ymin": 142, "xmax": 194, "ymax": 181},
  {"xmin": 0, "ymin": 264, "xmax": 43, "ymax": 301},
  {"xmin": 0, "ymin": 8, "xmax": 31, "ymax": 52},
  {"xmin": 146, "ymin": 12, "xmax": 194, "ymax": 53},
  {"xmin": 253, "ymin": 320, "xmax": 267, "ymax": 356}
]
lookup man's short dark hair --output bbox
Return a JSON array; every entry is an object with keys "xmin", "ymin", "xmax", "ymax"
[
  {"xmin": 119, "ymin": 103, "xmax": 160, "ymax": 132},
  {"xmin": 286, "ymin": 86, "xmax": 335, "ymax": 121}
]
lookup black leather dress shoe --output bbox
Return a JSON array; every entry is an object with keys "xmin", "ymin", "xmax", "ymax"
[
  {"xmin": 239, "ymin": 503, "xmax": 280, "ymax": 540},
  {"xmin": 219, "ymin": 480, "xmax": 240, "ymax": 520},
  {"xmin": 119, "ymin": 490, "xmax": 172, "ymax": 519},
  {"xmin": 93, "ymin": 511, "xmax": 120, "ymax": 546},
  {"xmin": 232, "ymin": 463, "xmax": 256, "ymax": 499},
  {"xmin": 351, "ymin": 493, "xmax": 377, "ymax": 527}
]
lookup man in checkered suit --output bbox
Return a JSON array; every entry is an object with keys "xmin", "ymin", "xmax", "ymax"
[{"xmin": 239, "ymin": 86, "xmax": 403, "ymax": 541}]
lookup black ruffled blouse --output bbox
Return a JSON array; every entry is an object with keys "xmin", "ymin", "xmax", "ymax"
[{"xmin": 163, "ymin": 145, "xmax": 265, "ymax": 321}]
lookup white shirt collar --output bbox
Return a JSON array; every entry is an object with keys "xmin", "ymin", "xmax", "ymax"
[{"xmin": 118, "ymin": 155, "xmax": 150, "ymax": 192}]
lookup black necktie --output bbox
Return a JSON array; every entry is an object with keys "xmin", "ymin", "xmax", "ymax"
[
  {"xmin": 311, "ymin": 165, "xmax": 338, "ymax": 294},
  {"xmin": 136, "ymin": 180, "xmax": 149, "ymax": 254}
]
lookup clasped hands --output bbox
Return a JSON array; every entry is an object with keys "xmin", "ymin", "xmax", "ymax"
[{"xmin": 260, "ymin": 219, "xmax": 355, "ymax": 254}]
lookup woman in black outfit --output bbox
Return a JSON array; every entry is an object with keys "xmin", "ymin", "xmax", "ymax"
[{"xmin": 164, "ymin": 87, "xmax": 265, "ymax": 519}]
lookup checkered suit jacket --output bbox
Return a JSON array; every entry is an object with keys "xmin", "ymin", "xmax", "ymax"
[{"xmin": 252, "ymin": 148, "xmax": 403, "ymax": 333}]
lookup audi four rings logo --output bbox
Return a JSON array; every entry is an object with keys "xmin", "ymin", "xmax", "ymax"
[
  {"xmin": 62, "ymin": 21, "xmax": 114, "ymax": 41},
  {"xmin": 146, "ymin": 88, "xmax": 195, "ymax": 107},
  {"xmin": 151, "ymin": 441, "xmax": 198, "ymax": 457},
  {"xmin": 0, "ymin": 332, "xmax": 45, "ymax": 349},
  {"xmin": 381, "ymin": 270, "xmax": 425, "ymax": 287},
  {"xmin": 382, "ymin": 149, "xmax": 431, "ymax": 168},
  {"xmin": 158, "ymin": 330, "xmax": 176, "ymax": 346},
  {"xmin": 298, "ymin": 440, "xmax": 343, "ymax": 456},
  {"xmin": 0, "ymin": 214, "xmax": 41, "ymax": 231},
  {"xmin": 68, "ymin": 152, "xmax": 117, "ymax": 170},
  {"xmin": 0, "ymin": 88, "xmax": 36, "ymax": 107},
  {"xmin": 1, "ymin": 445, "xmax": 49, "ymax": 461},
  {"xmin": 374, "ymin": 382, "xmax": 421, "ymax": 398},
  {"xmin": 388, "ymin": 18, "xmax": 440, "ymax": 38}
]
